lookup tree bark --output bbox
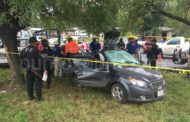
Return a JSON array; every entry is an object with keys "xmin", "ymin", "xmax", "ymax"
[
  {"xmin": 0, "ymin": 1, "xmax": 26, "ymax": 85},
  {"xmin": 1, "ymin": 30, "xmax": 23, "ymax": 84}
]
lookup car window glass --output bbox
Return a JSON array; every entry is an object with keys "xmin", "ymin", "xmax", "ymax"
[
  {"xmin": 19, "ymin": 39, "xmax": 28, "ymax": 47},
  {"xmin": 105, "ymin": 50, "xmax": 140, "ymax": 64},
  {"xmin": 167, "ymin": 38, "xmax": 180, "ymax": 45}
]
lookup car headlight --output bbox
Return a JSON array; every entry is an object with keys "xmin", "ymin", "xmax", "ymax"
[{"xmin": 128, "ymin": 77, "xmax": 147, "ymax": 87}]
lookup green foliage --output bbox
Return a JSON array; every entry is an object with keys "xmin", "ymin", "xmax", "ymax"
[
  {"xmin": 0, "ymin": 0, "xmax": 118, "ymax": 33},
  {"xmin": 115, "ymin": 0, "xmax": 166, "ymax": 33},
  {"xmin": 1, "ymin": 0, "xmax": 190, "ymax": 34},
  {"xmin": 116, "ymin": 0, "xmax": 190, "ymax": 34},
  {"xmin": 0, "ymin": 13, "xmax": 6, "ymax": 25}
]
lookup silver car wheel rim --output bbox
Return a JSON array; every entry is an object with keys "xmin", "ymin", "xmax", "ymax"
[{"xmin": 112, "ymin": 86, "xmax": 123, "ymax": 101}]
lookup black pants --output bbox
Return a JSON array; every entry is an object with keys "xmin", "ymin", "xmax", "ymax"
[
  {"xmin": 150, "ymin": 60, "xmax": 157, "ymax": 67},
  {"xmin": 66, "ymin": 53, "xmax": 76, "ymax": 67},
  {"xmin": 92, "ymin": 52, "xmax": 100, "ymax": 68},
  {"xmin": 26, "ymin": 70, "xmax": 42, "ymax": 99}
]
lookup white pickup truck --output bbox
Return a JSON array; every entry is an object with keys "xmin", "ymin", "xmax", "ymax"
[{"xmin": 157, "ymin": 37, "xmax": 189, "ymax": 57}]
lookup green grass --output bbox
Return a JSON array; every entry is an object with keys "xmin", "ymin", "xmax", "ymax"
[{"xmin": 0, "ymin": 69, "xmax": 190, "ymax": 122}]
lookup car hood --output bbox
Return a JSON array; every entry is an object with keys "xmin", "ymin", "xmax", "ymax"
[{"xmin": 114, "ymin": 66, "xmax": 163, "ymax": 82}]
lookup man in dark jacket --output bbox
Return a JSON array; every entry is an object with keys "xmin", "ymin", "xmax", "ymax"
[
  {"xmin": 148, "ymin": 39, "xmax": 160, "ymax": 67},
  {"xmin": 90, "ymin": 37, "xmax": 101, "ymax": 68},
  {"xmin": 90, "ymin": 37, "xmax": 101, "ymax": 53},
  {"xmin": 20, "ymin": 37, "xmax": 45, "ymax": 101}
]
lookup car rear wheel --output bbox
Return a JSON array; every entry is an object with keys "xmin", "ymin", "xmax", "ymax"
[{"xmin": 111, "ymin": 83, "xmax": 127, "ymax": 103}]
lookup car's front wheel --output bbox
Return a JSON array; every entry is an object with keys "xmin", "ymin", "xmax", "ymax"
[{"xmin": 111, "ymin": 83, "xmax": 127, "ymax": 103}]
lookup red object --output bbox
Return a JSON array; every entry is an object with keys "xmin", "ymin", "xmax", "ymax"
[
  {"xmin": 143, "ymin": 39, "xmax": 153, "ymax": 52},
  {"xmin": 37, "ymin": 43, "xmax": 44, "ymax": 52},
  {"xmin": 65, "ymin": 40, "xmax": 79, "ymax": 55},
  {"xmin": 158, "ymin": 55, "xmax": 162, "ymax": 62}
]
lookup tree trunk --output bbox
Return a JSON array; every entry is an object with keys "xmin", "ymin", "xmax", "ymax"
[{"xmin": 2, "ymin": 31, "xmax": 23, "ymax": 84}]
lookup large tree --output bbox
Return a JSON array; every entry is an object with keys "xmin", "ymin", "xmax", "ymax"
[{"xmin": 0, "ymin": 0, "xmax": 117, "ymax": 84}]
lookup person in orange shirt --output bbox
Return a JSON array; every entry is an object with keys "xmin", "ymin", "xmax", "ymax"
[
  {"xmin": 64, "ymin": 35, "xmax": 79, "ymax": 66},
  {"xmin": 65, "ymin": 36, "xmax": 79, "ymax": 56}
]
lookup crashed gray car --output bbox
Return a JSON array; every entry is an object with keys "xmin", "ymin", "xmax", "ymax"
[{"xmin": 61, "ymin": 50, "xmax": 165, "ymax": 103}]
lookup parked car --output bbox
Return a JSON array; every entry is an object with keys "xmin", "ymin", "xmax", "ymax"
[
  {"xmin": 157, "ymin": 37, "xmax": 188, "ymax": 57},
  {"xmin": 0, "ymin": 48, "xmax": 8, "ymax": 66},
  {"xmin": 0, "ymin": 38, "xmax": 27, "ymax": 66},
  {"xmin": 61, "ymin": 50, "xmax": 165, "ymax": 103}
]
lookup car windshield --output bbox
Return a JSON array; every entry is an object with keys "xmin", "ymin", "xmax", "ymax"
[{"xmin": 104, "ymin": 50, "xmax": 140, "ymax": 64}]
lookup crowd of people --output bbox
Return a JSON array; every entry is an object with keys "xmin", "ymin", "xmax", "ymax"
[
  {"xmin": 117, "ymin": 36, "xmax": 161, "ymax": 67},
  {"xmin": 20, "ymin": 34, "xmax": 162, "ymax": 101},
  {"xmin": 20, "ymin": 35, "xmax": 102, "ymax": 101}
]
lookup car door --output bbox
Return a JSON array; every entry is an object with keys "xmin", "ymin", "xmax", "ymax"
[
  {"xmin": 162, "ymin": 37, "xmax": 181, "ymax": 55},
  {"xmin": 77, "ymin": 54, "xmax": 111, "ymax": 88}
]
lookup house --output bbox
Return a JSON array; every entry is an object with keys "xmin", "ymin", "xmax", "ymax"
[{"xmin": 159, "ymin": 27, "xmax": 175, "ymax": 39}]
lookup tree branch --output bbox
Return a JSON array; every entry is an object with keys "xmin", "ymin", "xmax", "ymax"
[
  {"xmin": 145, "ymin": 1, "xmax": 190, "ymax": 26},
  {"xmin": 157, "ymin": 9, "xmax": 190, "ymax": 26}
]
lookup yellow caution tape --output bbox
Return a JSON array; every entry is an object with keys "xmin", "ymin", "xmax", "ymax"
[{"xmin": 1, "ymin": 51, "xmax": 190, "ymax": 73}]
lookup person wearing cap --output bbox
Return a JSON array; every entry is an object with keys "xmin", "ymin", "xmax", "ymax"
[
  {"xmin": 38, "ymin": 37, "xmax": 53, "ymax": 89},
  {"xmin": 126, "ymin": 35, "xmax": 139, "ymax": 58},
  {"xmin": 20, "ymin": 37, "xmax": 45, "ymax": 101},
  {"xmin": 64, "ymin": 35, "xmax": 79, "ymax": 66},
  {"xmin": 65, "ymin": 35, "xmax": 79, "ymax": 56},
  {"xmin": 148, "ymin": 38, "xmax": 160, "ymax": 67},
  {"xmin": 53, "ymin": 41, "xmax": 62, "ymax": 77}
]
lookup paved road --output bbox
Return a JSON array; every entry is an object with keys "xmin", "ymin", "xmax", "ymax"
[{"xmin": 141, "ymin": 54, "xmax": 187, "ymax": 69}]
